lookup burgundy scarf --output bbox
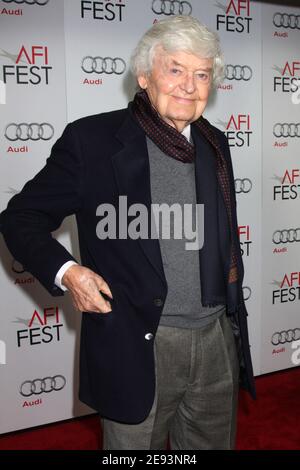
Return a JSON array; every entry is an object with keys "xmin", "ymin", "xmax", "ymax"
[{"xmin": 132, "ymin": 90, "xmax": 238, "ymax": 286}]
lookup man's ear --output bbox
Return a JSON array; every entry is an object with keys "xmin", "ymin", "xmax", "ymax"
[{"xmin": 137, "ymin": 75, "xmax": 148, "ymax": 90}]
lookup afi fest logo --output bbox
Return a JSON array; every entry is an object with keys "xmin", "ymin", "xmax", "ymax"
[
  {"xmin": 216, "ymin": 0, "xmax": 252, "ymax": 34},
  {"xmin": 1, "ymin": 45, "xmax": 52, "ymax": 85},
  {"xmin": 16, "ymin": 307, "xmax": 63, "ymax": 348},
  {"xmin": 238, "ymin": 225, "xmax": 252, "ymax": 257},
  {"xmin": 273, "ymin": 61, "xmax": 300, "ymax": 93},
  {"xmin": 273, "ymin": 169, "xmax": 300, "ymax": 201},
  {"xmin": 272, "ymin": 272, "xmax": 300, "ymax": 304},
  {"xmin": 217, "ymin": 114, "xmax": 252, "ymax": 147},
  {"xmin": 81, "ymin": 1, "xmax": 126, "ymax": 22}
]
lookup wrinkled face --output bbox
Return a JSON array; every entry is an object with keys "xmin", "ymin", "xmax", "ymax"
[{"xmin": 137, "ymin": 47, "xmax": 213, "ymax": 132}]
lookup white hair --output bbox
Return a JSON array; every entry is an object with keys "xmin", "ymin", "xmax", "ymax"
[{"xmin": 130, "ymin": 16, "xmax": 224, "ymax": 87}]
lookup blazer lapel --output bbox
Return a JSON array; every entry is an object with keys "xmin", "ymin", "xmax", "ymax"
[{"xmin": 111, "ymin": 111, "xmax": 167, "ymax": 287}]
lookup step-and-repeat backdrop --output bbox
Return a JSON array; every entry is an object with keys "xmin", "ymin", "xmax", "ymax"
[{"xmin": 0, "ymin": 0, "xmax": 299, "ymax": 434}]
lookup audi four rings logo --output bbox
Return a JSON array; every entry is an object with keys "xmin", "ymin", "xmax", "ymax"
[
  {"xmin": 243, "ymin": 286, "xmax": 251, "ymax": 301},
  {"xmin": 225, "ymin": 65, "xmax": 253, "ymax": 81},
  {"xmin": 235, "ymin": 178, "xmax": 252, "ymax": 194},
  {"xmin": 2, "ymin": 0, "xmax": 49, "ymax": 4},
  {"xmin": 273, "ymin": 13, "xmax": 300, "ymax": 29},
  {"xmin": 273, "ymin": 228, "xmax": 300, "ymax": 244},
  {"xmin": 152, "ymin": 0, "xmax": 192, "ymax": 16},
  {"xmin": 5, "ymin": 123, "xmax": 54, "ymax": 141},
  {"xmin": 20, "ymin": 375, "xmax": 66, "ymax": 397},
  {"xmin": 81, "ymin": 57, "xmax": 126, "ymax": 75},
  {"xmin": 273, "ymin": 123, "xmax": 300, "ymax": 138},
  {"xmin": 271, "ymin": 329, "xmax": 300, "ymax": 345},
  {"xmin": 12, "ymin": 259, "xmax": 26, "ymax": 274}
]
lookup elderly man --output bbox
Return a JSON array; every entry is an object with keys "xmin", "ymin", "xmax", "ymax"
[{"xmin": 0, "ymin": 16, "xmax": 255, "ymax": 450}]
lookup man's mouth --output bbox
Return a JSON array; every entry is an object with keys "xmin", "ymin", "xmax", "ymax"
[{"xmin": 172, "ymin": 96, "xmax": 195, "ymax": 104}]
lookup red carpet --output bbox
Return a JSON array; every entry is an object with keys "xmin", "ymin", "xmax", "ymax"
[{"xmin": 0, "ymin": 367, "xmax": 300, "ymax": 450}]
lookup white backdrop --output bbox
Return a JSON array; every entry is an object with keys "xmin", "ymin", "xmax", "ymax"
[{"xmin": 0, "ymin": 0, "xmax": 299, "ymax": 434}]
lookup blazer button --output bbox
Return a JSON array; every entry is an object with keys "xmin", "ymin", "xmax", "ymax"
[
  {"xmin": 153, "ymin": 298, "xmax": 163, "ymax": 307},
  {"xmin": 145, "ymin": 333, "xmax": 153, "ymax": 341}
]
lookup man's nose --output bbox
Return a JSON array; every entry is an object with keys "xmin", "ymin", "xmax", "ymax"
[{"xmin": 180, "ymin": 73, "xmax": 196, "ymax": 94}]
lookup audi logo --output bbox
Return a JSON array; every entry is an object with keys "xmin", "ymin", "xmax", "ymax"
[
  {"xmin": 273, "ymin": 13, "xmax": 300, "ymax": 30},
  {"xmin": 273, "ymin": 123, "xmax": 300, "ymax": 138},
  {"xmin": 151, "ymin": 0, "xmax": 192, "ymax": 16},
  {"xmin": 2, "ymin": 0, "xmax": 49, "ymax": 4},
  {"xmin": 20, "ymin": 375, "xmax": 66, "ymax": 397},
  {"xmin": 12, "ymin": 259, "xmax": 26, "ymax": 274},
  {"xmin": 271, "ymin": 329, "xmax": 300, "ymax": 345},
  {"xmin": 235, "ymin": 178, "xmax": 252, "ymax": 194},
  {"xmin": 243, "ymin": 286, "xmax": 251, "ymax": 301},
  {"xmin": 272, "ymin": 228, "xmax": 300, "ymax": 244},
  {"xmin": 5, "ymin": 123, "xmax": 54, "ymax": 142},
  {"xmin": 81, "ymin": 56, "xmax": 126, "ymax": 75},
  {"xmin": 225, "ymin": 65, "xmax": 253, "ymax": 81}
]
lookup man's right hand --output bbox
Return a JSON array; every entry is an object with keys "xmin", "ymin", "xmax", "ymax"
[{"xmin": 62, "ymin": 265, "xmax": 113, "ymax": 314}]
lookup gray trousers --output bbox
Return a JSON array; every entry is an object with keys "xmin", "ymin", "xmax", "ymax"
[{"xmin": 101, "ymin": 312, "xmax": 239, "ymax": 450}]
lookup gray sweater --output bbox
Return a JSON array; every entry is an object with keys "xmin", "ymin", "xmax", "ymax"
[{"xmin": 147, "ymin": 137, "xmax": 225, "ymax": 329}]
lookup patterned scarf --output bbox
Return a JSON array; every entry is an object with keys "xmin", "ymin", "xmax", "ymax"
[{"xmin": 132, "ymin": 90, "xmax": 238, "ymax": 285}]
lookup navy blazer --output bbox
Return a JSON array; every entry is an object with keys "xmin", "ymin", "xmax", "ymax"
[{"xmin": 0, "ymin": 107, "xmax": 255, "ymax": 423}]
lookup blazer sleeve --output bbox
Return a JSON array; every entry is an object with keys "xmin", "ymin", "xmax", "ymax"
[{"xmin": 0, "ymin": 122, "xmax": 85, "ymax": 297}]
